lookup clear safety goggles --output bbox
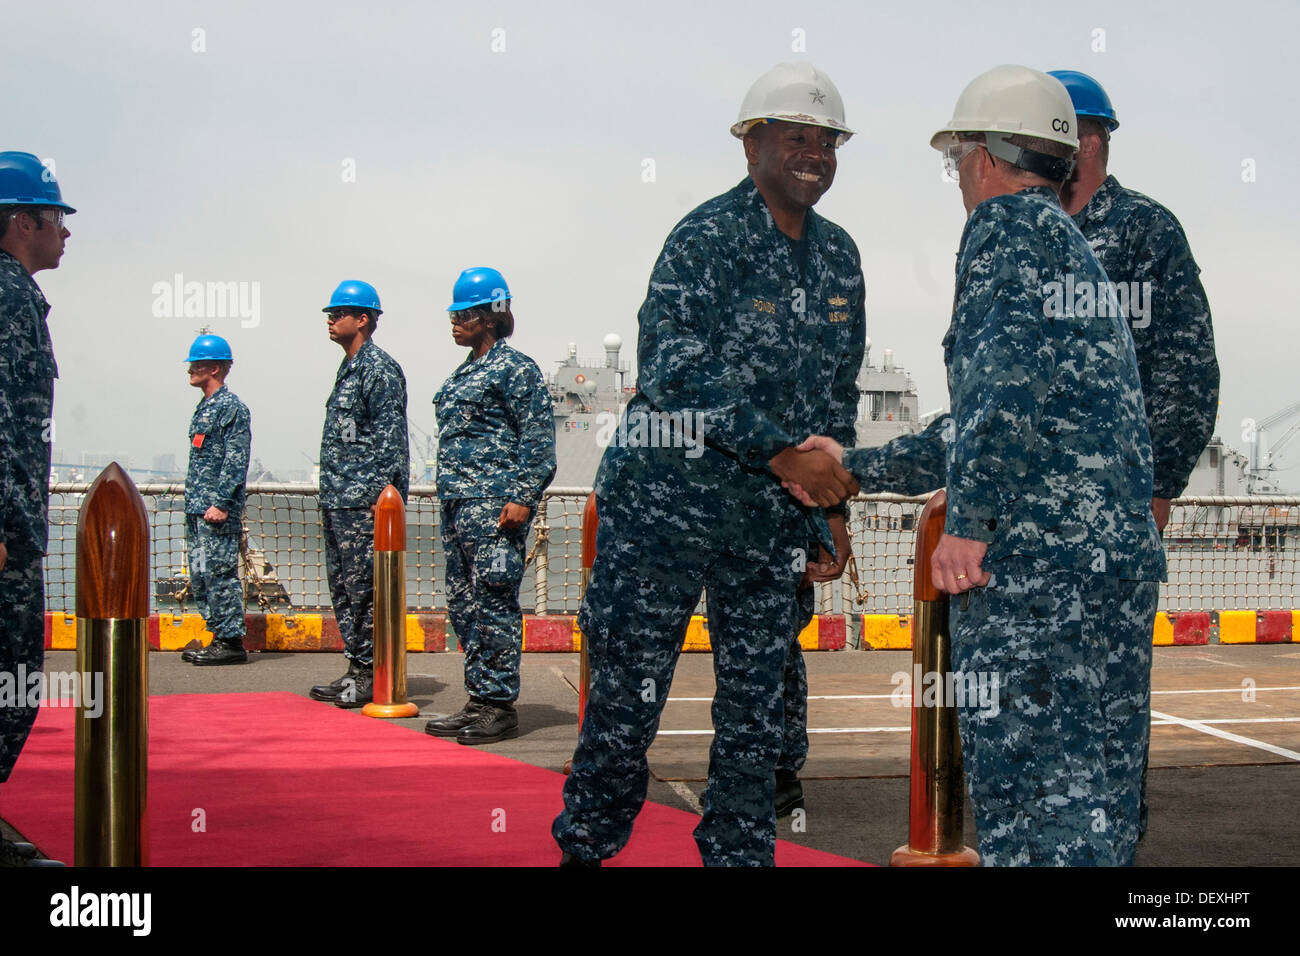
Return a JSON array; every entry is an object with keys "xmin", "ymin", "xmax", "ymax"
[{"xmin": 941, "ymin": 142, "xmax": 980, "ymax": 179}]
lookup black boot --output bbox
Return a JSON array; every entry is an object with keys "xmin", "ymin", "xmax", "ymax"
[
  {"xmin": 457, "ymin": 702, "xmax": 519, "ymax": 745},
  {"xmin": 775, "ymin": 769, "xmax": 804, "ymax": 818},
  {"xmin": 181, "ymin": 644, "xmax": 203, "ymax": 663},
  {"xmin": 424, "ymin": 699, "xmax": 488, "ymax": 737},
  {"xmin": 1, "ymin": 838, "xmax": 35, "ymax": 860},
  {"xmin": 333, "ymin": 664, "xmax": 373, "ymax": 709},
  {"xmin": 0, "ymin": 839, "xmax": 65, "ymax": 868},
  {"xmin": 309, "ymin": 660, "xmax": 360, "ymax": 702},
  {"xmin": 191, "ymin": 639, "xmax": 248, "ymax": 666}
]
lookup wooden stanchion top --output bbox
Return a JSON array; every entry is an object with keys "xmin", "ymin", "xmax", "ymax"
[
  {"xmin": 913, "ymin": 489, "xmax": 948, "ymax": 603},
  {"xmin": 76, "ymin": 462, "xmax": 150, "ymax": 619},
  {"xmin": 374, "ymin": 484, "xmax": 406, "ymax": 552}
]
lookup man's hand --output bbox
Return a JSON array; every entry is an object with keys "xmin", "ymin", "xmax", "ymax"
[
  {"xmin": 499, "ymin": 502, "xmax": 531, "ymax": 530},
  {"xmin": 203, "ymin": 506, "xmax": 228, "ymax": 524},
  {"xmin": 1151, "ymin": 497, "xmax": 1171, "ymax": 534},
  {"xmin": 931, "ymin": 533, "xmax": 990, "ymax": 594},
  {"xmin": 795, "ymin": 434, "xmax": 845, "ymax": 462},
  {"xmin": 781, "ymin": 436, "xmax": 850, "ymax": 507},
  {"xmin": 802, "ymin": 513, "xmax": 852, "ymax": 586},
  {"xmin": 770, "ymin": 446, "xmax": 857, "ymax": 508},
  {"xmin": 0, "ymin": 542, "xmax": 6, "ymax": 573}
]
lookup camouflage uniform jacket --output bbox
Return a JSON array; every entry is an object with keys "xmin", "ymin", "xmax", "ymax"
[
  {"xmin": 1074, "ymin": 175, "xmax": 1219, "ymax": 499},
  {"xmin": 434, "ymin": 340, "xmax": 556, "ymax": 507},
  {"xmin": 185, "ymin": 384, "xmax": 251, "ymax": 531},
  {"xmin": 0, "ymin": 250, "xmax": 56, "ymax": 555},
  {"xmin": 595, "ymin": 177, "xmax": 865, "ymax": 557},
  {"xmin": 845, "ymin": 186, "xmax": 1165, "ymax": 580},
  {"xmin": 319, "ymin": 339, "xmax": 409, "ymax": 508}
]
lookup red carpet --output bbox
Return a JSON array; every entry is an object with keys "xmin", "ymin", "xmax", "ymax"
[{"xmin": 0, "ymin": 693, "xmax": 865, "ymax": 866}]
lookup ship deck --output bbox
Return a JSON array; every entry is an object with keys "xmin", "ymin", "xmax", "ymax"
[{"xmin": 6, "ymin": 642, "xmax": 1296, "ymax": 867}]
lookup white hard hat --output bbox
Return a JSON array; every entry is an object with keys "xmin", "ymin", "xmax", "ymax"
[
  {"xmin": 931, "ymin": 65, "xmax": 1078, "ymax": 180},
  {"xmin": 731, "ymin": 62, "xmax": 855, "ymax": 146},
  {"xmin": 932, "ymin": 64, "xmax": 1078, "ymax": 149}
]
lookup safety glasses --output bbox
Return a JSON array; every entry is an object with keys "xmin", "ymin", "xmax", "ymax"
[
  {"xmin": 942, "ymin": 142, "xmax": 980, "ymax": 179},
  {"xmin": 10, "ymin": 207, "xmax": 65, "ymax": 229}
]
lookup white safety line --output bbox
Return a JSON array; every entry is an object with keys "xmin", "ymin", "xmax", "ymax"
[
  {"xmin": 1150, "ymin": 717, "xmax": 1300, "ymax": 726},
  {"xmin": 667, "ymin": 781, "xmax": 704, "ymax": 815},
  {"xmin": 658, "ymin": 718, "xmax": 1300, "ymax": 737},
  {"xmin": 1150, "ymin": 709, "xmax": 1300, "ymax": 762},
  {"xmin": 1154, "ymin": 686, "xmax": 1300, "ymax": 695},
  {"xmin": 666, "ymin": 687, "xmax": 1300, "ymax": 704},
  {"xmin": 1191, "ymin": 654, "xmax": 1245, "ymax": 668}
]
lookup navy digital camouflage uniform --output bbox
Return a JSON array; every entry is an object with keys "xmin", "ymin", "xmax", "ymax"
[
  {"xmin": 553, "ymin": 178, "xmax": 865, "ymax": 866},
  {"xmin": 434, "ymin": 340, "xmax": 556, "ymax": 704},
  {"xmin": 776, "ymin": 580, "xmax": 816, "ymax": 774},
  {"xmin": 0, "ymin": 250, "xmax": 56, "ymax": 785},
  {"xmin": 1075, "ymin": 174, "xmax": 1218, "ymax": 842},
  {"xmin": 319, "ymin": 339, "xmax": 409, "ymax": 665},
  {"xmin": 185, "ymin": 384, "xmax": 251, "ymax": 643},
  {"xmin": 844, "ymin": 186, "xmax": 1166, "ymax": 866}
]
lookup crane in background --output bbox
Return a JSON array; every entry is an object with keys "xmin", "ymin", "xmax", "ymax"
[{"xmin": 1247, "ymin": 399, "xmax": 1300, "ymax": 493}]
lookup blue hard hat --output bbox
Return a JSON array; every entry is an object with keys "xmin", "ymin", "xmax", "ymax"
[
  {"xmin": 185, "ymin": 334, "xmax": 233, "ymax": 362},
  {"xmin": 323, "ymin": 279, "xmax": 383, "ymax": 314},
  {"xmin": 0, "ymin": 151, "xmax": 77, "ymax": 213},
  {"xmin": 1048, "ymin": 70, "xmax": 1119, "ymax": 131},
  {"xmin": 448, "ymin": 267, "xmax": 511, "ymax": 313}
]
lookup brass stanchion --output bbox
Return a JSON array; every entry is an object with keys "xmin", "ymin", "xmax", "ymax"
[
  {"xmin": 363, "ymin": 485, "xmax": 418, "ymax": 719},
  {"xmin": 890, "ymin": 490, "xmax": 980, "ymax": 867},
  {"xmin": 75, "ymin": 462, "xmax": 150, "ymax": 867},
  {"xmin": 563, "ymin": 492, "xmax": 599, "ymax": 776}
]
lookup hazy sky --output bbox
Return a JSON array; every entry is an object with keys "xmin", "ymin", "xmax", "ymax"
[{"xmin": 9, "ymin": 0, "xmax": 1298, "ymax": 481}]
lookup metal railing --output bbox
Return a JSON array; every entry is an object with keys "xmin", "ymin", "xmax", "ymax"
[{"xmin": 42, "ymin": 486, "xmax": 1300, "ymax": 617}]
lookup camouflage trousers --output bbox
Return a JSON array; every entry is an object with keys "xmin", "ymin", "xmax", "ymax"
[
  {"xmin": 440, "ymin": 497, "xmax": 530, "ymax": 704},
  {"xmin": 710, "ymin": 580, "xmax": 811, "ymax": 775},
  {"xmin": 185, "ymin": 516, "xmax": 245, "ymax": 643},
  {"xmin": 0, "ymin": 540, "xmax": 45, "ymax": 783},
  {"xmin": 951, "ymin": 562, "xmax": 1159, "ymax": 866},
  {"xmin": 321, "ymin": 507, "xmax": 375, "ymax": 665},
  {"xmin": 554, "ymin": 500, "xmax": 802, "ymax": 866}
]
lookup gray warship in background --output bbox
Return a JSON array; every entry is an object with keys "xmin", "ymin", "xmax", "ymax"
[{"xmin": 547, "ymin": 334, "xmax": 933, "ymax": 487}]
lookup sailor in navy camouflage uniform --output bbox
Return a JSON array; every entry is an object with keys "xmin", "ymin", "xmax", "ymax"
[
  {"xmin": 179, "ymin": 334, "xmax": 252, "ymax": 665},
  {"xmin": 309, "ymin": 281, "xmax": 409, "ymax": 709},
  {"xmin": 792, "ymin": 67, "xmax": 1166, "ymax": 866},
  {"xmin": 553, "ymin": 63, "xmax": 863, "ymax": 867},
  {"xmin": 424, "ymin": 268, "xmax": 556, "ymax": 746},
  {"xmin": 1053, "ymin": 69, "xmax": 1219, "ymax": 851},
  {"xmin": 0, "ymin": 151, "xmax": 73, "ymax": 867}
]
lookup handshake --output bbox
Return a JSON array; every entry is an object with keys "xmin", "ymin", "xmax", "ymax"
[{"xmin": 769, "ymin": 436, "xmax": 855, "ymax": 507}]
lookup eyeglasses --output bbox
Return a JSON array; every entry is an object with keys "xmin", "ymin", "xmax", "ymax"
[
  {"xmin": 449, "ymin": 313, "xmax": 481, "ymax": 327},
  {"xmin": 327, "ymin": 309, "xmax": 361, "ymax": 320},
  {"xmin": 942, "ymin": 142, "xmax": 980, "ymax": 179}
]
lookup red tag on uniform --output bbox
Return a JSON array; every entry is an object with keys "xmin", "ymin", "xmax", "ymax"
[{"xmin": 192, "ymin": 434, "xmax": 205, "ymax": 448}]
